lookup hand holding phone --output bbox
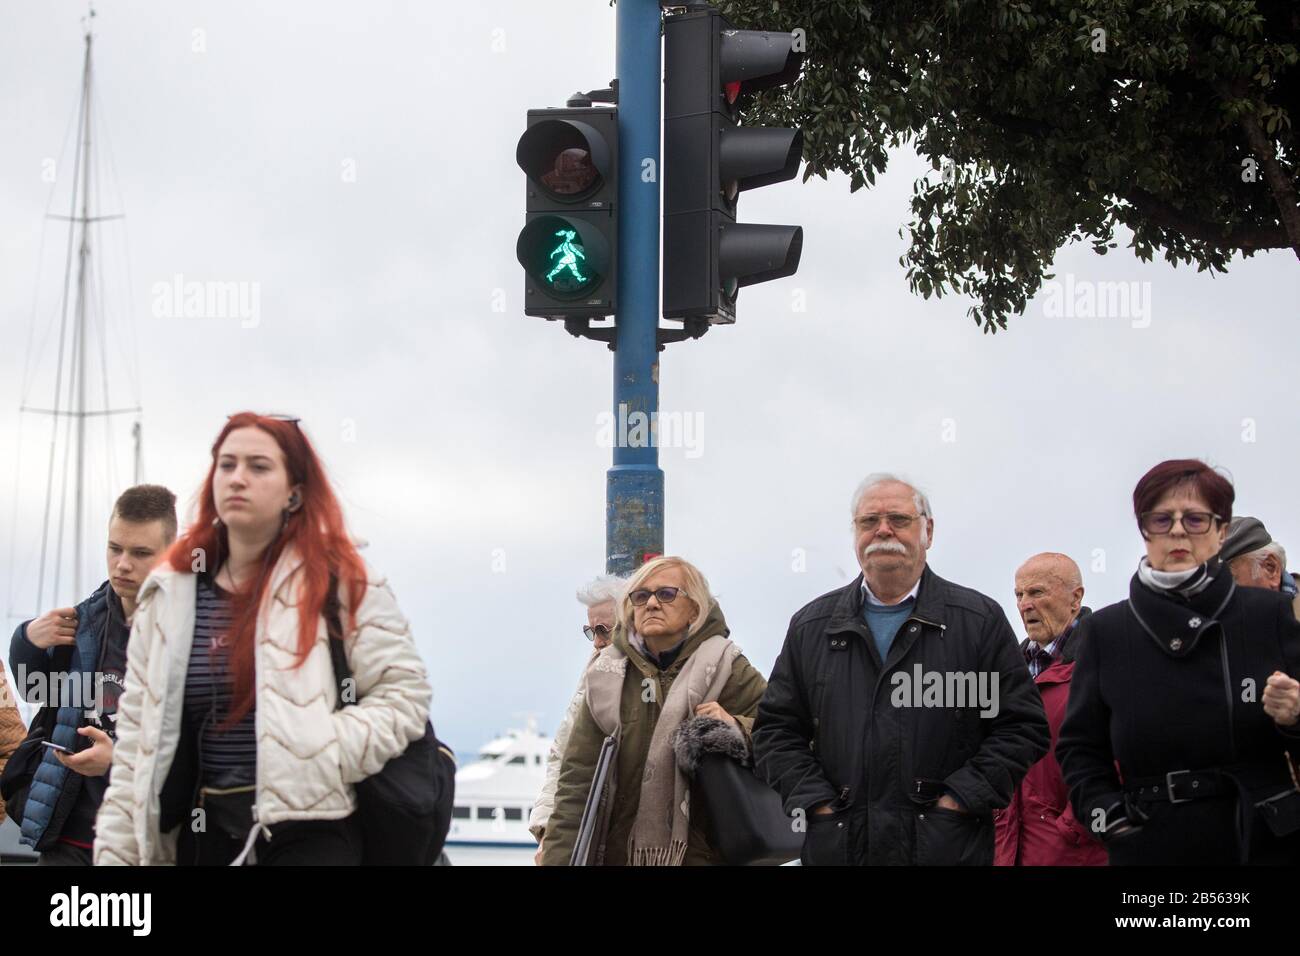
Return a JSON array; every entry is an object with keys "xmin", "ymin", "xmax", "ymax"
[{"xmin": 52, "ymin": 727, "xmax": 115, "ymax": 776}]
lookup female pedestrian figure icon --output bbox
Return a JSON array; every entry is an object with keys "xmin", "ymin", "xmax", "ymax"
[{"xmin": 546, "ymin": 229, "xmax": 587, "ymax": 284}]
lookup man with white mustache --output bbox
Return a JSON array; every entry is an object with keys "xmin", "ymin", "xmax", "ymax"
[{"xmin": 754, "ymin": 473, "xmax": 1048, "ymax": 865}]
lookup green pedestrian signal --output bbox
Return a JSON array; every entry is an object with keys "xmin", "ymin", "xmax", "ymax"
[
  {"xmin": 516, "ymin": 107, "xmax": 617, "ymax": 318},
  {"xmin": 546, "ymin": 229, "xmax": 589, "ymax": 287},
  {"xmin": 518, "ymin": 214, "xmax": 608, "ymax": 301}
]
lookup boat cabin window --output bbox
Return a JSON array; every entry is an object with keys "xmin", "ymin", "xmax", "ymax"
[
  {"xmin": 476, "ymin": 806, "xmax": 497, "ymax": 820},
  {"xmin": 452, "ymin": 806, "xmax": 470, "ymax": 819},
  {"xmin": 507, "ymin": 756, "xmax": 525, "ymax": 765},
  {"xmin": 504, "ymin": 808, "xmax": 523, "ymax": 821}
]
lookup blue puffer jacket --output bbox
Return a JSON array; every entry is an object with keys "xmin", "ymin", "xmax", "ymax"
[{"xmin": 8, "ymin": 581, "xmax": 112, "ymax": 850}]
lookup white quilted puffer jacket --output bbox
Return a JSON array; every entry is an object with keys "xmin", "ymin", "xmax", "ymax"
[{"xmin": 94, "ymin": 546, "xmax": 431, "ymax": 865}]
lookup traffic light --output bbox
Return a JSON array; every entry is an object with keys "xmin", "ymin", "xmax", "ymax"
[
  {"xmin": 515, "ymin": 107, "xmax": 618, "ymax": 318},
  {"xmin": 663, "ymin": 6, "xmax": 804, "ymax": 324}
]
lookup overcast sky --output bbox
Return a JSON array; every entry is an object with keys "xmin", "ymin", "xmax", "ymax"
[{"xmin": 2, "ymin": 1, "xmax": 1298, "ymax": 754}]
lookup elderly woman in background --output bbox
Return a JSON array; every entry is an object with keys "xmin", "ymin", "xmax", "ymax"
[
  {"xmin": 540, "ymin": 556, "xmax": 767, "ymax": 866},
  {"xmin": 0, "ymin": 660, "xmax": 26, "ymax": 825},
  {"xmin": 529, "ymin": 573, "xmax": 625, "ymax": 864},
  {"xmin": 1059, "ymin": 459, "xmax": 1300, "ymax": 865}
]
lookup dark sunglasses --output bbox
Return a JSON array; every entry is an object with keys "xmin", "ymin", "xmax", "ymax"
[
  {"xmin": 582, "ymin": 624, "xmax": 613, "ymax": 642},
  {"xmin": 629, "ymin": 586, "xmax": 682, "ymax": 607}
]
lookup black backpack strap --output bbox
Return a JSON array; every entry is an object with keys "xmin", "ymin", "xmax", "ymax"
[{"xmin": 324, "ymin": 571, "xmax": 354, "ymax": 710}]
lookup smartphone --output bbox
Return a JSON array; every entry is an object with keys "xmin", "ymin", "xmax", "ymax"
[{"xmin": 41, "ymin": 740, "xmax": 74, "ymax": 754}]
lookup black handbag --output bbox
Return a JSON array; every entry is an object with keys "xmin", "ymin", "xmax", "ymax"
[
  {"xmin": 694, "ymin": 752, "xmax": 805, "ymax": 865},
  {"xmin": 1255, "ymin": 787, "xmax": 1300, "ymax": 838},
  {"xmin": 672, "ymin": 714, "xmax": 804, "ymax": 866},
  {"xmin": 324, "ymin": 576, "xmax": 455, "ymax": 865},
  {"xmin": 1, "ymin": 645, "xmax": 75, "ymax": 826}
]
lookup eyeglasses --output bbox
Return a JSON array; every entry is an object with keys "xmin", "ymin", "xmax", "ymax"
[
  {"xmin": 1139, "ymin": 511, "xmax": 1221, "ymax": 536},
  {"xmin": 854, "ymin": 513, "xmax": 922, "ymax": 532},
  {"xmin": 629, "ymin": 586, "xmax": 682, "ymax": 606},
  {"xmin": 582, "ymin": 624, "xmax": 612, "ymax": 642}
]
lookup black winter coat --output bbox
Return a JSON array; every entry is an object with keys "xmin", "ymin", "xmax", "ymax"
[
  {"xmin": 1058, "ymin": 569, "xmax": 1300, "ymax": 865},
  {"xmin": 753, "ymin": 567, "xmax": 1049, "ymax": 865}
]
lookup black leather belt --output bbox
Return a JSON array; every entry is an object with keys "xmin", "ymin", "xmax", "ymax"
[{"xmin": 1125, "ymin": 769, "xmax": 1232, "ymax": 805}]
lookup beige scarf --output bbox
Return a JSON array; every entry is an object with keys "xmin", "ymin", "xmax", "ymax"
[{"xmin": 586, "ymin": 632, "xmax": 739, "ymax": 866}]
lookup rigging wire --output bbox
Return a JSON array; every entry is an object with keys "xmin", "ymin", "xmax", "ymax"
[{"xmin": 35, "ymin": 38, "xmax": 90, "ymax": 613}]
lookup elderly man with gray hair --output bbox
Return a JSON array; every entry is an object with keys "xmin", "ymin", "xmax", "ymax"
[
  {"xmin": 754, "ymin": 473, "xmax": 1049, "ymax": 865},
  {"xmin": 1222, "ymin": 516, "xmax": 1300, "ymax": 619},
  {"xmin": 529, "ymin": 573, "xmax": 625, "ymax": 863}
]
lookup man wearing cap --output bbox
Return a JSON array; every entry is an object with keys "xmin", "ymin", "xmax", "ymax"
[{"xmin": 1221, "ymin": 516, "xmax": 1300, "ymax": 620}]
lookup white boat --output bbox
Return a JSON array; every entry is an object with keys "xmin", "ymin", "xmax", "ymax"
[{"xmin": 445, "ymin": 718, "xmax": 551, "ymax": 848}]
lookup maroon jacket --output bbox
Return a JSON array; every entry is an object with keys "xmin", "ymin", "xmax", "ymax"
[{"xmin": 994, "ymin": 633, "xmax": 1107, "ymax": 867}]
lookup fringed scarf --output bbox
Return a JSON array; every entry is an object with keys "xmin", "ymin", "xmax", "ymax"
[{"xmin": 585, "ymin": 631, "xmax": 739, "ymax": 866}]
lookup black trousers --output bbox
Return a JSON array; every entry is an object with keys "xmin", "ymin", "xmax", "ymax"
[
  {"xmin": 178, "ymin": 812, "xmax": 364, "ymax": 866},
  {"xmin": 37, "ymin": 841, "xmax": 94, "ymax": 866}
]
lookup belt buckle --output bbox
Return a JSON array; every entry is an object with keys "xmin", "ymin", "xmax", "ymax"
[{"xmin": 1166, "ymin": 770, "xmax": 1193, "ymax": 804}]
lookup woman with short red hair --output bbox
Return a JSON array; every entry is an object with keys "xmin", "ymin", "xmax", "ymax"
[
  {"xmin": 1059, "ymin": 459, "xmax": 1300, "ymax": 864},
  {"xmin": 94, "ymin": 413, "xmax": 431, "ymax": 865}
]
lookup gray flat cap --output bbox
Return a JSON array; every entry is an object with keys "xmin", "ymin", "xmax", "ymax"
[{"xmin": 1221, "ymin": 515, "xmax": 1272, "ymax": 563}]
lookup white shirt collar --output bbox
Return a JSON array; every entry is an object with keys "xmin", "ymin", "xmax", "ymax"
[{"xmin": 861, "ymin": 575, "xmax": 921, "ymax": 607}]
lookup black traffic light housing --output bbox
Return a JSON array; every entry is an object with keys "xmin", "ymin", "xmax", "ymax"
[
  {"xmin": 516, "ymin": 107, "xmax": 618, "ymax": 318},
  {"xmin": 663, "ymin": 6, "xmax": 804, "ymax": 324}
]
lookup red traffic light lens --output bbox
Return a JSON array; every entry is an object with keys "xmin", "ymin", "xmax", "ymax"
[
  {"xmin": 517, "ymin": 118, "xmax": 611, "ymax": 203},
  {"xmin": 541, "ymin": 147, "xmax": 599, "ymax": 197}
]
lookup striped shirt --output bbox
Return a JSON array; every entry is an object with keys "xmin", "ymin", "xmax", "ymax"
[
  {"xmin": 185, "ymin": 573, "xmax": 257, "ymax": 784},
  {"xmin": 1024, "ymin": 619, "xmax": 1077, "ymax": 678}
]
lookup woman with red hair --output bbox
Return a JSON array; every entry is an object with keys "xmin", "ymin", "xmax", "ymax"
[
  {"xmin": 1059, "ymin": 459, "xmax": 1300, "ymax": 864},
  {"xmin": 94, "ymin": 413, "xmax": 431, "ymax": 865}
]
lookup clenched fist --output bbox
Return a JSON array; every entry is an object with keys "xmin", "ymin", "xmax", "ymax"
[
  {"xmin": 694, "ymin": 701, "xmax": 738, "ymax": 731},
  {"xmin": 1262, "ymin": 671, "xmax": 1300, "ymax": 727}
]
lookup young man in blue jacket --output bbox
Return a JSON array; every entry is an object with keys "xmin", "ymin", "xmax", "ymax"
[{"xmin": 9, "ymin": 484, "xmax": 176, "ymax": 864}]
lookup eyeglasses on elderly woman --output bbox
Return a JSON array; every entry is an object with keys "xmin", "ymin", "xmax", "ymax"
[{"xmin": 1139, "ymin": 510, "xmax": 1221, "ymax": 536}]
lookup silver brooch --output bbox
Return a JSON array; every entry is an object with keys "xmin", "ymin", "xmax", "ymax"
[
  {"xmin": 1170, "ymin": 638, "xmax": 1184, "ymax": 651},
  {"xmin": 1188, "ymin": 617, "xmax": 1202, "ymax": 628}
]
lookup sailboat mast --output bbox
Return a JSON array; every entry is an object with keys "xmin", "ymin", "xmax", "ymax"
[{"xmin": 72, "ymin": 28, "xmax": 93, "ymax": 599}]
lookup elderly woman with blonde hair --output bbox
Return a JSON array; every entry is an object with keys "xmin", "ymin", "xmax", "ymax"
[{"xmin": 540, "ymin": 556, "xmax": 767, "ymax": 866}]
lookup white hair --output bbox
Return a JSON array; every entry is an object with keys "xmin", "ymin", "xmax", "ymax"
[
  {"xmin": 1248, "ymin": 541, "xmax": 1288, "ymax": 573},
  {"xmin": 576, "ymin": 574, "xmax": 627, "ymax": 608},
  {"xmin": 850, "ymin": 473, "xmax": 932, "ymax": 519},
  {"xmin": 850, "ymin": 473, "xmax": 933, "ymax": 546}
]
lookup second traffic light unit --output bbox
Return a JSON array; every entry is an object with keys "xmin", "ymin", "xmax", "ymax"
[{"xmin": 663, "ymin": 6, "xmax": 805, "ymax": 325}]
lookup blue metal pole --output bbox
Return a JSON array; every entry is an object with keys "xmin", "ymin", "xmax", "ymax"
[{"xmin": 607, "ymin": 0, "xmax": 663, "ymax": 576}]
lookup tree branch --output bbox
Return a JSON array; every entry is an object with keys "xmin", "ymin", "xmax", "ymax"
[
  {"xmin": 1122, "ymin": 187, "xmax": 1292, "ymax": 251},
  {"xmin": 1237, "ymin": 110, "xmax": 1300, "ymax": 260},
  {"xmin": 975, "ymin": 97, "xmax": 1295, "ymax": 255}
]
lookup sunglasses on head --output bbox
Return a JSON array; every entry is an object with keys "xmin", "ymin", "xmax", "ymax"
[
  {"xmin": 228, "ymin": 413, "xmax": 301, "ymax": 426},
  {"xmin": 582, "ymin": 624, "xmax": 612, "ymax": 642}
]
